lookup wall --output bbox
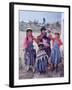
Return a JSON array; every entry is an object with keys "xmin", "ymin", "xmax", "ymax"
[{"xmin": 0, "ymin": 0, "xmax": 71, "ymax": 89}]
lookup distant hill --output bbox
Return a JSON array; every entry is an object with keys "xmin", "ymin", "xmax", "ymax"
[{"xmin": 19, "ymin": 21, "xmax": 61, "ymax": 33}]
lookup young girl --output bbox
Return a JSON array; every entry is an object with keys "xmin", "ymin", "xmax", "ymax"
[
  {"xmin": 51, "ymin": 32, "xmax": 63, "ymax": 72},
  {"xmin": 42, "ymin": 35, "xmax": 51, "ymax": 58},
  {"xmin": 36, "ymin": 42, "xmax": 48, "ymax": 74},
  {"xmin": 23, "ymin": 28, "xmax": 37, "ymax": 72}
]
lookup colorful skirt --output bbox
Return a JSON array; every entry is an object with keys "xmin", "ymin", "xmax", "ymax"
[
  {"xmin": 36, "ymin": 50, "xmax": 48, "ymax": 73},
  {"xmin": 24, "ymin": 48, "xmax": 36, "ymax": 66},
  {"xmin": 51, "ymin": 41, "xmax": 61, "ymax": 65}
]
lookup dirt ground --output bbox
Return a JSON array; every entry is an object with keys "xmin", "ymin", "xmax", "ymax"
[{"xmin": 19, "ymin": 64, "xmax": 64, "ymax": 79}]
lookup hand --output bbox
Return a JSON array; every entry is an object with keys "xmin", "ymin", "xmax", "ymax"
[{"xmin": 44, "ymin": 43, "xmax": 50, "ymax": 47}]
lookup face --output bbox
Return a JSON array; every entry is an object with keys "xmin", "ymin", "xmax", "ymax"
[
  {"xmin": 39, "ymin": 46, "xmax": 42, "ymax": 50},
  {"xmin": 55, "ymin": 33, "xmax": 59, "ymax": 39},
  {"xmin": 27, "ymin": 31, "xmax": 32, "ymax": 37},
  {"xmin": 41, "ymin": 30, "xmax": 46, "ymax": 36}
]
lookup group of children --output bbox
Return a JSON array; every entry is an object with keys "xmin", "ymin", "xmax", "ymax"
[{"xmin": 23, "ymin": 26, "xmax": 63, "ymax": 74}]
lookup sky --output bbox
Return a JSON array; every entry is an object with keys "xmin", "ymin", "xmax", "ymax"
[{"xmin": 19, "ymin": 10, "xmax": 63, "ymax": 24}]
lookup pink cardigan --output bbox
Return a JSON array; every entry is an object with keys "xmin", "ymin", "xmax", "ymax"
[{"xmin": 23, "ymin": 36, "xmax": 33, "ymax": 49}]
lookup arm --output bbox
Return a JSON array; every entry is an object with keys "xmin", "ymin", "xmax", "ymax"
[
  {"xmin": 59, "ymin": 39, "xmax": 63, "ymax": 48},
  {"xmin": 36, "ymin": 36, "xmax": 41, "ymax": 44},
  {"xmin": 60, "ymin": 39, "xmax": 63, "ymax": 45},
  {"xmin": 50, "ymin": 37, "xmax": 55, "ymax": 47},
  {"xmin": 33, "ymin": 37, "xmax": 38, "ymax": 44}
]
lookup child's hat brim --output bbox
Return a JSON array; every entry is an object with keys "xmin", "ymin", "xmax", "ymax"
[
  {"xmin": 26, "ymin": 28, "xmax": 32, "ymax": 32},
  {"xmin": 38, "ymin": 42, "xmax": 44, "ymax": 47}
]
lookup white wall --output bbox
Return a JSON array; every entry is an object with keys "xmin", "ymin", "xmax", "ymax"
[{"xmin": 0, "ymin": 0, "xmax": 72, "ymax": 89}]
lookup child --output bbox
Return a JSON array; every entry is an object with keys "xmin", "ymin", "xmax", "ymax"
[
  {"xmin": 36, "ymin": 42, "xmax": 48, "ymax": 74},
  {"xmin": 42, "ymin": 35, "xmax": 51, "ymax": 58},
  {"xmin": 23, "ymin": 28, "xmax": 37, "ymax": 72},
  {"xmin": 51, "ymin": 31, "xmax": 63, "ymax": 72}
]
